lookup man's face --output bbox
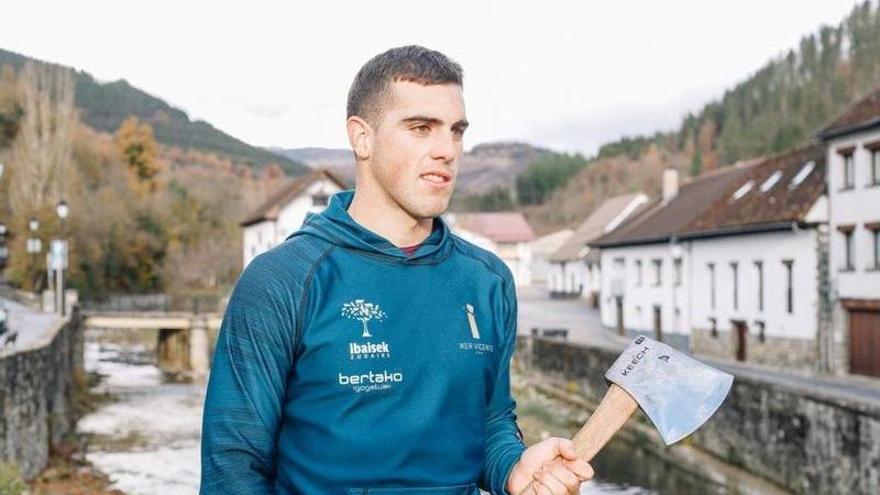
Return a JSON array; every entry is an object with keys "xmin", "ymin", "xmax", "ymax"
[{"xmin": 367, "ymin": 80, "xmax": 467, "ymax": 220}]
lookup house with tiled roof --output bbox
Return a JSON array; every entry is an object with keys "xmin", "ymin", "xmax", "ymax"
[
  {"xmin": 818, "ymin": 87, "xmax": 880, "ymax": 378},
  {"xmin": 546, "ymin": 191, "xmax": 649, "ymax": 305},
  {"xmin": 444, "ymin": 212, "xmax": 536, "ymax": 286},
  {"xmin": 591, "ymin": 146, "xmax": 828, "ymax": 370},
  {"xmin": 529, "ymin": 229, "xmax": 574, "ymax": 288},
  {"xmin": 240, "ymin": 169, "xmax": 349, "ymax": 268}
]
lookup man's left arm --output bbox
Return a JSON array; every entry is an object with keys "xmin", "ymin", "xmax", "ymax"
[
  {"xmin": 479, "ymin": 274, "xmax": 594, "ymax": 495},
  {"xmin": 478, "ymin": 275, "xmax": 527, "ymax": 495}
]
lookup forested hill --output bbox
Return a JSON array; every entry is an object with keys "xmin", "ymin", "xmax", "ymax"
[
  {"xmin": 0, "ymin": 48, "xmax": 307, "ymax": 175},
  {"xmin": 525, "ymin": 1, "xmax": 880, "ymax": 235},
  {"xmin": 598, "ymin": 0, "xmax": 880, "ymax": 175}
]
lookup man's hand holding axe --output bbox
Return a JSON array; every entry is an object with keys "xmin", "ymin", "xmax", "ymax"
[{"xmin": 506, "ymin": 336, "xmax": 734, "ymax": 495}]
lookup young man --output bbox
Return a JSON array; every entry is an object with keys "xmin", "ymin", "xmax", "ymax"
[{"xmin": 200, "ymin": 45, "xmax": 593, "ymax": 495}]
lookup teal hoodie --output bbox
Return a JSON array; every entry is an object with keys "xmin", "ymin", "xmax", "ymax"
[{"xmin": 200, "ymin": 189, "xmax": 526, "ymax": 495}]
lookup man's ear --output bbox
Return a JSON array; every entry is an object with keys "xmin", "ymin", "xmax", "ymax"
[{"xmin": 346, "ymin": 116, "xmax": 373, "ymax": 161}]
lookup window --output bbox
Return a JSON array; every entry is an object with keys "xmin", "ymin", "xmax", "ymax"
[
  {"xmin": 732, "ymin": 180, "xmax": 754, "ymax": 200},
  {"xmin": 635, "ymin": 260, "xmax": 643, "ymax": 286},
  {"xmin": 789, "ymin": 160, "xmax": 816, "ymax": 189},
  {"xmin": 842, "ymin": 150, "xmax": 855, "ymax": 189},
  {"xmin": 652, "ymin": 259, "xmax": 662, "ymax": 286},
  {"xmin": 868, "ymin": 223, "xmax": 880, "ymax": 270},
  {"xmin": 709, "ymin": 317, "xmax": 718, "ymax": 338},
  {"xmin": 760, "ymin": 170, "xmax": 782, "ymax": 192},
  {"xmin": 872, "ymin": 148, "xmax": 880, "ymax": 186},
  {"xmin": 838, "ymin": 225, "xmax": 855, "ymax": 271},
  {"xmin": 783, "ymin": 260, "xmax": 794, "ymax": 314},
  {"xmin": 756, "ymin": 321, "xmax": 766, "ymax": 343},
  {"xmin": 708, "ymin": 263, "xmax": 716, "ymax": 310},
  {"xmin": 312, "ymin": 193, "xmax": 329, "ymax": 206},
  {"xmin": 755, "ymin": 261, "xmax": 764, "ymax": 312},
  {"xmin": 731, "ymin": 262, "xmax": 739, "ymax": 311},
  {"xmin": 674, "ymin": 258, "xmax": 682, "ymax": 286}
]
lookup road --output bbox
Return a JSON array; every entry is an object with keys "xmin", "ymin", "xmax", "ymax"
[
  {"xmin": 0, "ymin": 294, "xmax": 65, "ymax": 353},
  {"xmin": 515, "ymin": 285, "xmax": 627, "ymax": 350}
]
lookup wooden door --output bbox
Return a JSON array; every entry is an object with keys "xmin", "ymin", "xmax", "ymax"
[
  {"xmin": 653, "ymin": 305, "xmax": 663, "ymax": 342},
  {"xmin": 850, "ymin": 310, "xmax": 880, "ymax": 378},
  {"xmin": 734, "ymin": 321, "xmax": 747, "ymax": 362},
  {"xmin": 615, "ymin": 297, "xmax": 624, "ymax": 336}
]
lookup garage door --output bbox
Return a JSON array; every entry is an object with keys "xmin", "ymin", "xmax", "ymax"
[{"xmin": 850, "ymin": 310, "xmax": 880, "ymax": 378}]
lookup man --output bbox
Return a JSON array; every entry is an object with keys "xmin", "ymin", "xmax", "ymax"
[{"xmin": 200, "ymin": 45, "xmax": 593, "ymax": 495}]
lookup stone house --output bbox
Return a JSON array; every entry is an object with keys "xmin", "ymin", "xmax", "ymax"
[
  {"xmin": 591, "ymin": 146, "xmax": 828, "ymax": 371},
  {"xmin": 546, "ymin": 192, "xmax": 649, "ymax": 304},
  {"xmin": 818, "ymin": 87, "xmax": 880, "ymax": 378}
]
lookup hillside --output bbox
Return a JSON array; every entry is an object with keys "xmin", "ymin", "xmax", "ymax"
[
  {"xmin": 271, "ymin": 141, "xmax": 553, "ymax": 199},
  {"xmin": 0, "ymin": 48, "xmax": 308, "ymax": 175}
]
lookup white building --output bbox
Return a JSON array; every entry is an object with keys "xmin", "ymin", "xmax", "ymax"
[
  {"xmin": 547, "ymin": 192, "xmax": 649, "ymax": 305},
  {"xmin": 818, "ymin": 88, "xmax": 880, "ymax": 378},
  {"xmin": 592, "ymin": 147, "xmax": 828, "ymax": 371},
  {"xmin": 530, "ymin": 229, "xmax": 574, "ymax": 288},
  {"xmin": 240, "ymin": 169, "xmax": 348, "ymax": 268},
  {"xmin": 445, "ymin": 212, "xmax": 536, "ymax": 286}
]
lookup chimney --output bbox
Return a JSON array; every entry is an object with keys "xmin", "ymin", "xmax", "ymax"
[{"xmin": 662, "ymin": 168, "xmax": 679, "ymax": 203}]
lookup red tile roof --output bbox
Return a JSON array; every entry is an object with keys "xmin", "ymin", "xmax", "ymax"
[
  {"xmin": 819, "ymin": 86, "xmax": 880, "ymax": 139},
  {"xmin": 548, "ymin": 192, "xmax": 647, "ymax": 262},
  {"xmin": 451, "ymin": 212, "xmax": 535, "ymax": 243},
  {"xmin": 592, "ymin": 145, "xmax": 826, "ymax": 247}
]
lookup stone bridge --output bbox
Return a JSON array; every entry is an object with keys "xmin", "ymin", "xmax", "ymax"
[{"xmin": 82, "ymin": 311, "xmax": 222, "ymax": 378}]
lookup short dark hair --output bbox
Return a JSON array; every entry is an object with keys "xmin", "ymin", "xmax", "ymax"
[{"xmin": 346, "ymin": 45, "xmax": 463, "ymax": 125}]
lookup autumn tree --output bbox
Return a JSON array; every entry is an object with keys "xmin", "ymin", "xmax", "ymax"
[{"xmin": 115, "ymin": 116, "xmax": 164, "ymax": 195}]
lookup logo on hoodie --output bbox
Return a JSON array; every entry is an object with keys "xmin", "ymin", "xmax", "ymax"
[
  {"xmin": 342, "ymin": 298, "xmax": 391, "ymax": 359},
  {"xmin": 458, "ymin": 303, "xmax": 494, "ymax": 354}
]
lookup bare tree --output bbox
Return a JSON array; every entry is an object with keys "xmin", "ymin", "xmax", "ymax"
[{"xmin": 7, "ymin": 62, "xmax": 75, "ymax": 217}]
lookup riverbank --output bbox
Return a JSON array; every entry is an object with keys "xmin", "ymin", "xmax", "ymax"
[{"xmin": 25, "ymin": 363, "xmax": 122, "ymax": 495}]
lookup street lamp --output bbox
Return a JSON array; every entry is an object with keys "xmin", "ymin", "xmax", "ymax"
[
  {"xmin": 53, "ymin": 199, "xmax": 70, "ymax": 316},
  {"xmin": 0, "ymin": 222, "xmax": 7, "ymax": 279},
  {"xmin": 56, "ymin": 200, "xmax": 69, "ymax": 221}
]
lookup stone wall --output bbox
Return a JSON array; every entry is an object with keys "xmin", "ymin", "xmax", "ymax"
[
  {"xmin": 515, "ymin": 336, "xmax": 880, "ymax": 495},
  {"xmin": 0, "ymin": 307, "xmax": 84, "ymax": 479},
  {"xmin": 691, "ymin": 326, "xmax": 819, "ymax": 371}
]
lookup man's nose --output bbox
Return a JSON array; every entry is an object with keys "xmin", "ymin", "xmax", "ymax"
[{"xmin": 429, "ymin": 132, "xmax": 458, "ymax": 164}]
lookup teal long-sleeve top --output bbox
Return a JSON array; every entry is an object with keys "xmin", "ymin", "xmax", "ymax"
[{"xmin": 200, "ymin": 189, "xmax": 526, "ymax": 495}]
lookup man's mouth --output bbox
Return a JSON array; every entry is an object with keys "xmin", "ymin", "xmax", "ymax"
[
  {"xmin": 421, "ymin": 173, "xmax": 449, "ymax": 184},
  {"xmin": 420, "ymin": 171, "xmax": 452, "ymax": 186}
]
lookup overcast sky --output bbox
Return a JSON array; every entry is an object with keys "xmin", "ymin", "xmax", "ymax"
[{"xmin": 2, "ymin": 0, "xmax": 862, "ymax": 155}]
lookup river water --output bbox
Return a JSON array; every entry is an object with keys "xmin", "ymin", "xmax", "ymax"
[{"xmin": 77, "ymin": 335, "xmax": 665, "ymax": 494}]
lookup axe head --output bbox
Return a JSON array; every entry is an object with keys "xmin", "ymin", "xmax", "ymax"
[{"xmin": 605, "ymin": 336, "xmax": 734, "ymax": 445}]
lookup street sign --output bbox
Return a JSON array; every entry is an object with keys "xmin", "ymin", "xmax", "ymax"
[{"xmin": 49, "ymin": 239, "xmax": 68, "ymax": 270}]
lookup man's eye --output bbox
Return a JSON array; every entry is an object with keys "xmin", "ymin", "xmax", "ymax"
[{"xmin": 412, "ymin": 125, "xmax": 430, "ymax": 134}]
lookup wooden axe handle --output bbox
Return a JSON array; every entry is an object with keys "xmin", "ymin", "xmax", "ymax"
[{"xmin": 518, "ymin": 383, "xmax": 638, "ymax": 494}]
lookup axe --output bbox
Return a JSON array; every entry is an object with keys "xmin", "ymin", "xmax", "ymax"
[{"xmin": 521, "ymin": 336, "xmax": 734, "ymax": 492}]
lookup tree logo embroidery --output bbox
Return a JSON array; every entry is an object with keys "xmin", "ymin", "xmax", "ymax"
[{"xmin": 341, "ymin": 299, "xmax": 387, "ymax": 338}]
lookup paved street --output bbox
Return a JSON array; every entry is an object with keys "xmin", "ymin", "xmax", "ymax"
[
  {"xmin": 516, "ymin": 285, "xmax": 880, "ymax": 407},
  {"xmin": 0, "ymin": 294, "xmax": 64, "ymax": 353},
  {"xmin": 516, "ymin": 285, "xmax": 628, "ymax": 350}
]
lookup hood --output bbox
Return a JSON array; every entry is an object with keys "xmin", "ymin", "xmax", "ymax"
[{"xmin": 288, "ymin": 189, "xmax": 455, "ymax": 264}]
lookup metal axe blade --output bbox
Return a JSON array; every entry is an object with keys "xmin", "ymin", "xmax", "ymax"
[{"xmin": 605, "ymin": 335, "xmax": 734, "ymax": 445}]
